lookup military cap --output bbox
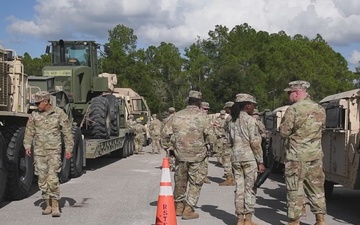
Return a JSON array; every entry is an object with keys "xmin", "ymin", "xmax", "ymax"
[
  {"xmin": 135, "ymin": 118, "xmax": 142, "ymax": 123},
  {"xmin": 34, "ymin": 91, "xmax": 50, "ymax": 103},
  {"xmin": 168, "ymin": 107, "xmax": 176, "ymax": 112},
  {"xmin": 284, "ymin": 80, "xmax": 310, "ymax": 92},
  {"xmin": 188, "ymin": 90, "xmax": 202, "ymax": 99},
  {"xmin": 201, "ymin": 102, "xmax": 210, "ymax": 109},
  {"xmin": 223, "ymin": 101, "xmax": 234, "ymax": 108},
  {"xmin": 152, "ymin": 114, "xmax": 157, "ymax": 118},
  {"xmin": 253, "ymin": 109, "xmax": 259, "ymax": 115},
  {"xmin": 129, "ymin": 114, "xmax": 134, "ymax": 118},
  {"xmin": 220, "ymin": 110, "xmax": 226, "ymax": 115},
  {"xmin": 235, "ymin": 93, "xmax": 257, "ymax": 104}
]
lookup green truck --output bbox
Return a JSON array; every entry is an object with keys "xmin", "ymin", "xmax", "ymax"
[{"xmin": 0, "ymin": 40, "xmax": 135, "ymax": 202}]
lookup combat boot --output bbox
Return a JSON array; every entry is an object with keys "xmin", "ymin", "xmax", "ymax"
[
  {"xmin": 237, "ymin": 214, "xmax": 245, "ymax": 225},
  {"xmin": 286, "ymin": 219, "xmax": 300, "ymax": 225},
  {"xmin": 244, "ymin": 214, "xmax": 257, "ymax": 225},
  {"xmin": 175, "ymin": 202, "xmax": 185, "ymax": 216},
  {"xmin": 42, "ymin": 199, "xmax": 52, "ymax": 215},
  {"xmin": 181, "ymin": 204, "xmax": 199, "ymax": 220},
  {"xmin": 51, "ymin": 199, "xmax": 61, "ymax": 217},
  {"xmin": 219, "ymin": 175, "xmax": 235, "ymax": 186},
  {"xmin": 315, "ymin": 214, "xmax": 326, "ymax": 225},
  {"xmin": 203, "ymin": 177, "xmax": 211, "ymax": 184}
]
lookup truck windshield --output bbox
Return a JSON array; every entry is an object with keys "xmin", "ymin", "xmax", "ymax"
[
  {"xmin": 132, "ymin": 99, "xmax": 147, "ymax": 111},
  {"xmin": 52, "ymin": 44, "xmax": 90, "ymax": 66}
]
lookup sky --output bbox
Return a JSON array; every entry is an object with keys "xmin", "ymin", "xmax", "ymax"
[{"xmin": 1, "ymin": 0, "xmax": 360, "ymax": 71}]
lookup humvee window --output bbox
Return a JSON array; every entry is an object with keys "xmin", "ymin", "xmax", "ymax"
[{"xmin": 322, "ymin": 100, "xmax": 345, "ymax": 130}]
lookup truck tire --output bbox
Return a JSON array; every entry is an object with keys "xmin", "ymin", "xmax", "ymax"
[
  {"xmin": 88, "ymin": 96, "xmax": 111, "ymax": 139},
  {"xmin": 129, "ymin": 135, "xmax": 134, "ymax": 156},
  {"xmin": 4, "ymin": 127, "xmax": 34, "ymax": 200},
  {"xmin": 104, "ymin": 95, "xmax": 120, "ymax": 136},
  {"xmin": 59, "ymin": 134, "xmax": 71, "ymax": 183},
  {"xmin": 0, "ymin": 134, "xmax": 7, "ymax": 202},
  {"xmin": 122, "ymin": 138, "xmax": 129, "ymax": 158},
  {"xmin": 324, "ymin": 180, "xmax": 335, "ymax": 200},
  {"xmin": 70, "ymin": 127, "xmax": 83, "ymax": 178}
]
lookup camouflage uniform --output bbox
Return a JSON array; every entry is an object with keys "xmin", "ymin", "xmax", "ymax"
[
  {"xmin": 149, "ymin": 114, "xmax": 162, "ymax": 154},
  {"xmin": 23, "ymin": 91, "xmax": 74, "ymax": 201},
  {"xmin": 279, "ymin": 81, "xmax": 326, "ymax": 223},
  {"xmin": 200, "ymin": 102, "xmax": 212, "ymax": 184},
  {"xmin": 230, "ymin": 94, "xmax": 263, "ymax": 222},
  {"xmin": 161, "ymin": 107, "xmax": 176, "ymax": 170},
  {"xmin": 126, "ymin": 115, "xmax": 136, "ymax": 128},
  {"xmin": 133, "ymin": 118, "xmax": 146, "ymax": 154},
  {"xmin": 162, "ymin": 91, "xmax": 216, "ymax": 219}
]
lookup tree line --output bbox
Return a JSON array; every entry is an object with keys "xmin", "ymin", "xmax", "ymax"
[{"xmin": 21, "ymin": 23, "xmax": 358, "ymax": 114}]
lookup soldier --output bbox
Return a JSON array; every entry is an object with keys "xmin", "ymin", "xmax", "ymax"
[
  {"xmin": 229, "ymin": 93, "xmax": 265, "ymax": 225},
  {"xmin": 161, "ymin": 91, "xmax": 216, "ymax": 220},
  {"xmin": 161, "ymin": 107, "xmax": 176, "ymax": 171},
  {"xmin": 252, "ymin": 109, "xmax": 266, "ymax": 138},
  {"xmin": 217, "ymin": 105, "xmax": 235, "ymax": 186},
  {"xmin": 126, "ymin": 114, "xmax": 136, "ymax": 128},
  {"xmin": 133, "ymin": 118, "xmax": 146, "ymax": 154},
  {"xmin": 23, "ymin": 91, "xmax": 73, "ymax": 217},
  {"xmin": 200, "ymin": 101, "xmax": 212, "ymax": 184},
  {"xmin": 149, "ymin": 114, "xmax": 162, "ymax": 154},
  {"xmin": 279, "ymin": 81, "xmax": 326, "ymax": 225}
]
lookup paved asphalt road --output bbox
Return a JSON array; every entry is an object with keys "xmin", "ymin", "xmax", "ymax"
[{"xmin": 0, "ymin": 145, "xmax": 359, "ymax": 225}]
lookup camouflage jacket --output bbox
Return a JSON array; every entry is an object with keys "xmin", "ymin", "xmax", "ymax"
[
  {"xmin": 160, "ymin": 114, "xmax": 174, "ymax": 149},
  {"xmin": 255, "ymin": 120, "xmax": 266, "ymax": 138},
  {"xmin": 23, "ymin": 106, "xmax": 74, "ymax": 156},
  {"xmin": 149, "ymin": 119, "xmax": 162, "ymax": 136},
  {"xmin": 133, "ymin": 123, "xmax": 146, "ymax": 139},
  {"xmin": 213, "ymin": 116, "xmax": 226, "ymax": 138},
  {"xmin": 161, "ymin": 105, "xmax": 216, "ymax": 162},
  {"xmin": 279, "ymin": 97, "xmax": 325, "ymax": 161},
  {"xmin": 126, "ymin": 120, "xmax": 136, "ymax": 129},
  {"xmin": 229, "ymin": 111, "xmax": 263, "ymax": 163}
]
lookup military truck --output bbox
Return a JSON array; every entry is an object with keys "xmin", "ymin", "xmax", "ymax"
[{"xmin": 319, "ymin": 89, "xmax": 360, "ymax": 197}]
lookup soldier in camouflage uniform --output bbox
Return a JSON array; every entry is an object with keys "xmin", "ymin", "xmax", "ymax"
[
  {"xmin": 133, "ymin": 118, "xmax": 146, "ymax": 154},
  {"xmin": 161, "ymin": 107, "xmax": 176, "ymax": 171},
  {"xmin": 149, "ymin": 114, "xmax": 162, "ymax": 154},
  {"xmin": 162, "ymin": 91, "xmax": 216, "ymax": 220},
  {"xmin": 252, "ymin": 109, "xmax": 266, "ymax": 138},
  {"xmin": 217, "ymin": 103, "xmax": 236, "ymax": 186},
  {"xmin": 279, "ymin": 81, "xmax": 326, "ymax": 225},
  {"xmin": 126, "ymin": 114, "xmax": 136, "ymax": 129},
  {"xmin": 229, "ymin": 94, "xmax": 265, "ymax": 225},
  {"xmin": 23, "ymin": 91, "xmax": 73, "ymax": 217},
  {"xmin": 200, "ymin": 101, "xmax": 212, "ymax": 184}
]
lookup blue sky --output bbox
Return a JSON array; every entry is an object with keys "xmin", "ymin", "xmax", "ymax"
[{"xmin": 1, "ymin": 0, "xmax": 360, "ymax": 71}]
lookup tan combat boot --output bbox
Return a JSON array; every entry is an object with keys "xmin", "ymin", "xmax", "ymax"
[
  {"xmin": 286, "ymin": 219, "xmax": 300, "ymax": 225},
  {"xmin": 203, "ymin": 177, "xmax": 211, "ymax": 184},
  {"xmin": 42, "ymin": 199, "xmax": 52, "ymax": 215},
  {"xmin": 315, "ymin": 214, "xmax": 326, "ymax": 225},
  {"xmin": 181, "ymin": 204, "xmax": 199, "ymax": 220},
  {"xmin": 219, "ymin": 175, "xmax": 235, "ymax": 186},
  {"xmin": 244, "ymin": 214, "xmax": 258, "ymax": 225},
  {"xmin": 175, "ymin": 202, "xmax": 185, "ymax": 216},
  {"xmin": 237, "ymin": 214, "xmax": 245, "ymax": 225},
  {"xmin": 51, "ymin": 199, "xmax": 61, "ymax": 217}
]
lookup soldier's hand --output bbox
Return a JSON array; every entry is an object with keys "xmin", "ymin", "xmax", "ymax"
[
  {"xmin": 258, "ymin": 163, "xmax": 266, "ymax": 173},
  {"xmin": 65, "ymin": 152, "xmax": 72, "ymax": 159},
  {"xmin": 25, "ymin": 148, "xmax": 31, "ymax": 156}
]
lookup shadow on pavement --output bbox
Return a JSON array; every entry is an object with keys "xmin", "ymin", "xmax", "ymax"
[{"xmin": 201, "ymin": 204, "xmax": 237, "ymax": 225}]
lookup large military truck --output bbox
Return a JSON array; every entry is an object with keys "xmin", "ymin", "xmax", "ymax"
[{"xmin": 319, "ymin": 89, "xmax": 360, "ymax": 197}]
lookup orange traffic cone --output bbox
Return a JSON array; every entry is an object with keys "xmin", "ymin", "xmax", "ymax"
[{"xmin": 155, "ymin": 158, "xmax": 177, "ymax": 225}]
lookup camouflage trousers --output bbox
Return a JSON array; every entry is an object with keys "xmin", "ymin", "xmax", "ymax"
[
  {"xmin": 222, "ymin": 145, "xmax": 233, "ymax": 177},
  {"xmin": 232, "ymin": 160, "xmax": 258, "ymax": 215},
  {"xmin": 34, "ymin": 153, "xmax": 61, "ymax": 200},
  {"xmin": 174, "ymin": 158, "xmax": 207, "ymax": 208},
  {"xmin": 285, "ymin": 159, "xmax": 326, "ymax": 220},
  {"xmin": 151, "ymin": 135, "xmax": 161, "ymax": 153},
  {"xmin": 134, "ymin": 136, "xmax": 143, "ymax": 153}
]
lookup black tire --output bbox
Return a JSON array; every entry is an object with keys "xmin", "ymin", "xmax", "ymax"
[
  {"xmin": 129, "ymin": 135, "xmax": 134, "ymax": 156},
  {"xmin": 88, "ymin": 96, "xmax": 111, "ymax": 139},
  {"xmin": 0, "ymin": 134, "xmax": 7, "ymax": 202},
  {"xmin": 70, "ymin": 127, "xmax": 83, "ymax": 178},
  {"xmin": 122, "ymin": 138, "xmax": 129, "ymax": 158},
  {"xmin": 324, "ymin": 180, "xmax": 335, "ymax": 200},
  {"xmin": 104, "ymin": 95, "xmax": 120, "ymax": 136},
  {"xmin": 59, "ymin": 134, "xmax": 71, "ymax": 184},
  {"xmin": 4, "ymin": 127, "xmax": 34, "ymax": 200}
]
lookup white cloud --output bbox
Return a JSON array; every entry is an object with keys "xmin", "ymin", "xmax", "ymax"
[
  {"xmin": 348, "ymin": 50, "xmax": 360, "ymax": 65},
  {"xmin": 6, "ymin": 0, "xmax": 360, "ymax": 49}
]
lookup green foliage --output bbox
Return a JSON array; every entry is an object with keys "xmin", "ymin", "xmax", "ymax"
[{"xmin": 22, "ymin": 23, "xmax": 356, "ymax": 113}]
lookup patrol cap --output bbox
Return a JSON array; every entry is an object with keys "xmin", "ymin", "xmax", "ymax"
[
  {"xmin": 34, "ymin": 91, "xmax": 50, "ymax": 103},
  {"xmin": 135, "ymin": 118, "xmax": 142, "ymax": 123},
  {"xmin": 235, "ymin": 93, "xmax": 257, "ymax": 104},
  {"xmin": 201, "ymin": 102, "xmax": 210, "ymax": 109},
  {"xmin": 188, "ymin": 90, "xmax": 202, "ymax": 99},
  {"xmin": 220, "ymin": 110, "xmax": 226, "ymax": 115},
  {"xmin": 129, "ymin": 114, "xmax": 134, "ymax": 118},
  {"xmin": 253, "ymin": 109, "xmax": 259, "ymax": 115},
  {"xmin": 284, "ymin": 80, "xmax": 310, "ymax": 92},
  {"xmin": 152, "ymin": 114, "xmax": 157, "ymax": 118},
  {"xmin": 168, "ymin": 107, "xmax": 176, "ymax": 112},
  {"xmin": 223, "ymin": 101, "xmax": 234, "ymax": 108}
]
